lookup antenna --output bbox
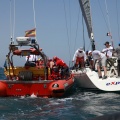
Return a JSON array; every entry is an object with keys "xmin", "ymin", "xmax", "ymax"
[
  {"xmin": 10, "ymin": 0, "xmax": 13, "ymax": 44},
  {"xmin": 9, "ymin": 0, "xmax": 15, "ymax": 44},
  {"xmin": 33, "ymin": 0, "xmax": 37, "ymax": 42},
  {"xmin": 13, "ymin": 0, "xmax": 15, "ymax": 43}
]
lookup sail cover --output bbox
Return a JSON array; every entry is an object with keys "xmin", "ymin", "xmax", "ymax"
[{"xmin": 78, "ymin": 0, "xmax": 94, "ymax": 40}]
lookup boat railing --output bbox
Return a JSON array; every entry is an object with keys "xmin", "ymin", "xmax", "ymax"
[{"xmin": 4, "ymin": 66, "xmax": 51, "ymax": 81}]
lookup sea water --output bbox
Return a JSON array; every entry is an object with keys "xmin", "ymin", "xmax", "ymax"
[{"xmin": 0, "ymin": 68, "xmax": 120, "ymax": 120}]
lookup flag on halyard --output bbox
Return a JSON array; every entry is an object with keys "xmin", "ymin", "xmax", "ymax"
[{"xmin": 25, "ymin": 28, "xmax": 36, "ymax": 37}]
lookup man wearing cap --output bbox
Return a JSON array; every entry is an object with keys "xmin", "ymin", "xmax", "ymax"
[
  {"xmin": 115, "ymin": 43, "xmax": 120, "ymax": 76},
  {"xmin": 102, "ymin": 41, "xmax": 113, "ymax": 58},
  {"xmin": 72, "ymin": 48, "xmax": 86, "ymax": 68},
  {"xmin": 89, "ymin": 50, "xmax": 107, "ymax": 79},
  {"xmin": 102, "ymin": 41, "xmax": 114, "ymax": 69}
]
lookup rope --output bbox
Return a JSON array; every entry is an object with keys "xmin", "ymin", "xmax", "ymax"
[
  {"xmin": 33, "ymin": 0, "xmax": 37, "ymax": 42},
  {"xmin": 116, "ymin": 0, "xmax": 120, "ymax": 41},
  {"xmin": 63, "ymin": 0, "xmax": 71, "ymax": 60}
]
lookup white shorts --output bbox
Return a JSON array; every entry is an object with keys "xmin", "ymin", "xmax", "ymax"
[{"xmin": 96, "ymin": 56, "xmax": 107, "ymax": 67}]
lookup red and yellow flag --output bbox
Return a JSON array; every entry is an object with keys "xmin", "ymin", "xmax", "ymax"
[{"xmin": 25, "ymin": 28, "xmax": 36, "ymax": 37}]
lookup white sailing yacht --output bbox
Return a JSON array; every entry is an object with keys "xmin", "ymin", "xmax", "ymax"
[{"xmin": 71, "ymin": 0, "xmax": 120, "ymax": 91}]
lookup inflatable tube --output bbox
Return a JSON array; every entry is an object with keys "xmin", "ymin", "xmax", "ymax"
[
  {"xmin": 13, "ymin": 50, "xmax": 22, "ymax": 55},
  {"xmin": 0, "ymin": 82, "xmax": 7, "ymax": 96}
]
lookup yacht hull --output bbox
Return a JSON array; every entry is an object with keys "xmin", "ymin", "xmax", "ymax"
[{"xmin": 72, "ymin": 68, "xmax": 120, "ymax": 91}]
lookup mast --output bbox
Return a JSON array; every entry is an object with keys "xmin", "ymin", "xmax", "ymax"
[{"xmin": 78, "ymin": 0, "xmax": 95, "ymax": 50}]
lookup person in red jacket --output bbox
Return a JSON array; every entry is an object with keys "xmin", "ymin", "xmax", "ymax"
[{"xmin": 53, "ymin": 56, "xmax": 69, "ymax": 79}]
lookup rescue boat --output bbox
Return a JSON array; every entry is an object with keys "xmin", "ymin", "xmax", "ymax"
[{"xmin": 1, "ymin": 37, "xmax": 74, "ymax": 98}]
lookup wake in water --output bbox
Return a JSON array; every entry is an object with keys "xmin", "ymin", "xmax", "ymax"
[{"xmin": 0, "ymin": 67, "xmax": 120, "ymax": 120}]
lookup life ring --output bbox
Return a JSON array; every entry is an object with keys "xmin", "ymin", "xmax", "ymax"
[{"xmin": 29, "ymin": 48, "xmax": 42, "ymax": 55}]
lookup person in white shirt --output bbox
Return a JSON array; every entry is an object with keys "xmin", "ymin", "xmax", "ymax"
[
  {"xmin": 115, "ymin": 43, "xmax": 120, "ymax": 76},
  {"xmin": 102, "ymin": 41, "xmax": 113, "ymax": 58},
  {"xmin": 73, "ymin": 47, "xmax": 86, "ymax": 68},
  {"xmin": 25, "ymin": 55, "xmax": 38, "ymax": 67},
  {"xmin": 102, "ymin": 41, "xmax": 114, "ymax": 67},
  {"xmin": 26, "ymin": 55, "xmax": 38, "ymax": 62},
  {"xmin": 88, "ymin": 50, "xmax": 107, "ymax": 79}
]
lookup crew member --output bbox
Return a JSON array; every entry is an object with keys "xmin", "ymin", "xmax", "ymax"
[
  {"xmin": 102, "ymin": 41, "xmax": 114, "ymax": 66},
  {"xmin": 25, "ymin": 55, "xmax": 38, "ymax": 67},
  {"xmin": 48, "ymin": 59, "xmax": 55, "ymax": 74},
  {"xmin": 89, "ymin": 50, "xmax": 107, "ymax": 79},
  {"xmin": 4, "ymin": 55, "xmax": 9, "ymax": 70},
  {"xmin": 53, "ymin": 56, "xmax": 69, "ymax": 78},
  {"xmin": 72, "ymin": 47, "xmax": 86, "ymax": 68},
  {"xmin": 115, "ymin": 43, "xmax": 120, "ymax": 76},
  {"xmin": 25, "ymin": 55, "xmax": 38, "ymax": 62}
]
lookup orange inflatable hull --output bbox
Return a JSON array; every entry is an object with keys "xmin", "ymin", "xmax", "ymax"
[{"xmin": 0, "ymin": 75, "xmax": 74, "ymax": 98}]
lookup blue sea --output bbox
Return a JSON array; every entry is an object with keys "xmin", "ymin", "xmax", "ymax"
[{"xmin": 0, "ymin": 68, "xmax": 120, "ymax": 120}]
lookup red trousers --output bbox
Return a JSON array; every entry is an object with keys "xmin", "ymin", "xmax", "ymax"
[{"xmin": 75, "ymin": 57, "xmax": 84, "ymax": 65}]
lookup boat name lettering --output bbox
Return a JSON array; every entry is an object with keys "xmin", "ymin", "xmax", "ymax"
[
  {"xmin": 106, "ymin": 81, "xmax": 120, "ymax": 86},
  {"xmin": 16, "ymin": 89, "xmax": 22, "ymax": 91}
]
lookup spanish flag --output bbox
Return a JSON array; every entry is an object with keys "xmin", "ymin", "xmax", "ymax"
[{"xmin": 25, "ymin": 28, "xmax": 36, "ymax": 37}]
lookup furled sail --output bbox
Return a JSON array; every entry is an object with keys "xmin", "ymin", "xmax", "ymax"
[
  {"xmin": 78, "ymin": 0, "xmax": 93, "ymax": 40},
  {"xmin": 78, "ymin": 0, "xmax": 95, "ymax": 50}
]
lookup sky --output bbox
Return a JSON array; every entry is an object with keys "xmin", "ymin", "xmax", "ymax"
[{"xmin": 0, "ymin": 0, "xmax": 120, "ymax": 66}]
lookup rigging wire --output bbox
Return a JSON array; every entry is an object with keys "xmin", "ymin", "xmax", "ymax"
[
  {"xmin": 13, "ymin": 0, "xmax": 15, "ymax": 42},
  {"xmin": 9, "ymin": 0, "xmax": 15, "ymax": 43},
  {"xmin": 116, "ymin": 0, "xmax": 120, "ymax": 41},
  {"xmin": 98, "ymin": 0, "xmax": 113, "ymax": 46},
  {"xmin": 105, "ymin": 0, "xmax": 112, "ymax": 35},
  {"xmin": 33, "ymin": 0, "xmax": 37, "ymax": 41},
  {"xmin": 98, "ymin": 0, "xmax": 109, "ymax": 31},
  {"xmin": 10, "ymin": 0, "xmax": 12, "ymax": 42},
  {"xmin": 63, "ymin": 0, "xmax": 71, "ymax": 60},
  {"xmin": 69, "ymin": 0, "xmax": 71, "ymax": 48},
  {"xmin": 73, "ymin": 9, "xmax": 80, "ymax": 53}
]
